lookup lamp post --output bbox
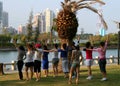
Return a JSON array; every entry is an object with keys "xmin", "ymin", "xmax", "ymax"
[
  {"xmin": 118, "ymin": 23, "xmax": 120, "ymax": 65},
  {"xmin": 113, "ymin": 21, "xmax": 120, "ymax": 65}
]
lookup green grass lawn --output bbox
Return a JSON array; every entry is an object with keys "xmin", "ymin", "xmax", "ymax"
[{"xmin": 0, "ymin": 64, "xmax": 120, "ymax": 86}]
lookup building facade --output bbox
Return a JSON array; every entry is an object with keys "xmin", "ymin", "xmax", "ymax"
[
  {"xmin": 0, "ymin": 2, "xmax": 3, "ymax": 27},
  {"xmin": 18, "ymin": 25, "xmax": 27, "ymax": 34},
  {"xmin": 2, "ymin": 11, "xmax": 8, "ymax": 27},
  {"xmin": 44, "ymin": 8, "xmax": 55, "ymax": 33}
]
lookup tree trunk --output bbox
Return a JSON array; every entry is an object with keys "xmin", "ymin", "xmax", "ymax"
[{"xmin": 0, "ymin": 63, "xmax": 4, "ymax": 75}]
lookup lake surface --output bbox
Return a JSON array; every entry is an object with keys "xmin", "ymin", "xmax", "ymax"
[{"xmin": 0, "ymin": 49, "xmax": 118, "ymax": 63}]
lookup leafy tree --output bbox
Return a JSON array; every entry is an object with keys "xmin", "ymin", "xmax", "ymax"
[
  {"xmin": 20, "ymin": 35, "xmax": 27, "ymax": 45},
  {"xmin": 12, "ymin": 34, "xmax": 20, "ymax": 44},
  {"xmin": 26, "ymin": 10, "xmax": 33, "ymax": 42},
  {"xmin": 52, "ymin": 18, "xmax": 57, "ymax": 32},
  {"xmin": 34, "ymin": 18, "xmax": 40, "ymax": 43}
]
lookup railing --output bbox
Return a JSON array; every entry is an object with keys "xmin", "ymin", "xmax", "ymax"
[
  {"xmin": 0, "ymin": 56, "xmax": 118, "ymax": 75},
  {"xmin": 80, "ymin": 56, "xmax": 118, "ymax": 65},
  {"xmin": 3, "ymin": 61, "xmax": 17, "ymax": 71}
]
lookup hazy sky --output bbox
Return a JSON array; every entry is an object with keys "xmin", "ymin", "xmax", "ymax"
[{"xmin": 1, "ymin": 0, "xmax": 120, "ymax": 34}]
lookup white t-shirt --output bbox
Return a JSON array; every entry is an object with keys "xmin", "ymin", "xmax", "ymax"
[
  {"xmin": 34, "ymin": 48, "xmax": 43, "ymax": 61},
  {"xmin": 24, "ymin": 51, "xmax": 34, "ymax": 63}
]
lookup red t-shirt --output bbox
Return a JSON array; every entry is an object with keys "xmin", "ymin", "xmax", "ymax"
[{"xmin": 86, "ymin": 50, "xmax": 93, "ymax": 59}]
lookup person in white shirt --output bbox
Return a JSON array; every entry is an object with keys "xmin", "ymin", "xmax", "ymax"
[
  {"xmin": 51, "ymin": 44, "xmax": 59, "ymax": 77},
  {"xmin": 34, "ymin": 44, "xmax": 43, "ymax": 81},
  {"xmin": 24, "ymin": 43, "xmax": 34, "ymax": 81}
]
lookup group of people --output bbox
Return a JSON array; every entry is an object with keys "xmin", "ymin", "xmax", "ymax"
[
  {"xmin": 16, "ymin": 43, "xmax": 49, "ymax": 81},
  {"xmin": 16, "ymin": 36, "xmax": 108, "ymax": 84}
]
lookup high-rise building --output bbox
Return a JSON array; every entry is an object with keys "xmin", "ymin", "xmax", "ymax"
[
  {"xmin": 2, "ymin": 11, "xmax": 8, "ymax": 27},
  {"xmin": 44, "ymin": 8, "xmax": 55, "ymax": 33},
  {"xmin": 18, "ymin": 25, "xmax": 27, "ymax": 34},
  {"xmin": 0, "ymin": 2, "xmax": 3, "ymax": 27},
  {"xmin": 55, "ymin": 8, "xmax": 59, "ymax": 18},
  {"xmin": 33, "ymin": 13, "xmax": 45, "ymax": 33}
]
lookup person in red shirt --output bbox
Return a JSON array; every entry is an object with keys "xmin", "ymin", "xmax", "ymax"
[{"xmin": 83, "ymin": 42, "xmax": 93, "ymax": 80}]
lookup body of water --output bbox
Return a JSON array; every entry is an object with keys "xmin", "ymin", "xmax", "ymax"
[{"xmin": 0, "ymin": 49, "xmax": 118, "ymax": 63}]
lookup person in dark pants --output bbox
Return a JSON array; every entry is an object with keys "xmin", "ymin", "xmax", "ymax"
[{"xmin": 16, "ymin": 45, "xmax": 26, "ymax": 80}]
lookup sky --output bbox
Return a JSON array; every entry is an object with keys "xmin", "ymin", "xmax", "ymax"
[{"xmin": 0, "ymin": 0, "xmax": 120, "ymax": 34}]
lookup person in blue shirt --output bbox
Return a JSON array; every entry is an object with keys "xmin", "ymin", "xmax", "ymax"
[
  {"xmin": 42, "ymin": 45, "xmax": 49, "ymax": 77},
  {"xmin": 58, "ymin": 43, "xmax": 69, "ymax": 78}
]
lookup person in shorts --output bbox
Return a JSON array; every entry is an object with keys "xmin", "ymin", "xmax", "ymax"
[
  {"xmin": 51, "ymin": 44, "xmax": 59, "ymax": 77},
  {"xmin": 58, "ymin": 43, "xmax": 69, "ymax": 78},
  {"xmin": 42, "ymin": 45, "xmax": 49, "ymax": 77},
  {"xmin": 69, "ymin": 45, "xmax": 83, "ymax": 85},
  {"xmin": 91, "ymin": 39, "xmax": 108, "ymax": 81},
  {"xmin": 83, "ymin": 42, "xmax": 93, "ymax": 80},
  {"xmin": 24, "ymin": 43, "xmax": 34, "ymax": 81},
  {"xmin": 34, "ymin": 43, "xmax": 42, "ymax": 81}
]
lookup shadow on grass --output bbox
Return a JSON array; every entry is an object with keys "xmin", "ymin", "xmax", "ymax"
[
  {"xmin": 0, "ymin": 65, "xmax": 120, "ymax": 86},
  {"xmin": 0, "ymin": 75, "xmax": 69, "ymax": 86}
]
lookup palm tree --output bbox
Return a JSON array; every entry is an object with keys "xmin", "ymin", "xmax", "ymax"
[
  {"xmin": 56, "ymin": 0, "xmax": 107, "ymax": 66},
  {"xmin": 57, "ymin": 0, "xmax": 107, "ymax": 45}
]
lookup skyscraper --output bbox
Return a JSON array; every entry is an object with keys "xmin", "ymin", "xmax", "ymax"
[
  {"xmin": 33, "ymin": 13, "xmax": 45, "ymax": 33},
  {"xmin": 44, "ymin": 8, "xmax": 55, "ymax": 33},
  {"xmin": 2, "ymin": 11, "xmax": 8, "ymax": 27},
  {"xmin": 0, "ymin": 2, "xmax": 3, "ymax": 27}
]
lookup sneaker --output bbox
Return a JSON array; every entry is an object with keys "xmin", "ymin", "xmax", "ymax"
[
  {"xmin": 36, "ymin": 79, "xmax": 39, "ymax": 82},
  {"xmin": 72, "ymin": 75, "xmax": 76, "ymax": 79},
  {"xmin": 86, "ymin": 76, "xmax": 92, "ymax": 80},
  {"xmin": 53, "ymin": 75, "xmax": 56, "ymax": 78},
  {"xmin": 68, "ymin": 80, "xmax": 72, "ymax": 84},
  {"xmin": 101, "ymin": 78, "xmax": 107, "ymax": 81},
  {"xmin": 44, "ymin": 75, "xmax": 47, "ymax": 77}
]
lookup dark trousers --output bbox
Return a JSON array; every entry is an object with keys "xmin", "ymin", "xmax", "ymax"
[
  {"xmin": 98, "ymin": 59, "xmax": 106, "ymax": 73},
  {"xmin": 17, "ymin": 60, "xmax": 24, "ymax": 80}
]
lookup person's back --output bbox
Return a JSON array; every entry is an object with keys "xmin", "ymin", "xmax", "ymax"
[
  {"xmin": 25, "ymin": 51, "xmax": 34, "ymax": 62},
  {"xmin": 83, "ymin": 42, "xmax": 93, "ymax": 80},
  {"xmin": 17, "ymin": 46, "xmax": 26, "ymax": 61},
  {"xmin": 83, "ymin": 42, "xmax": 93, "ymax": 59},
  {"xmin": 34, "ymin": 48, "xmax": 43, "ymax": 61},
  {"xmin": 72, "ymin": 50, "xmax": 82, "ymax": 63},
  {"xmin": 92, "ymin": 38, "xmax": 108, "ymax": 81},
  {"xmin": 93, "ymin": 41, "xmax": 107, "ymax": 60},
  {"xmin": 16, "ymin": 45, "xmax": 26, "ymax": 80},
  {"xmin": 69, "ymin": 45, "xmax": 83, "ymax": 84},
  {"xmin": 34, "ymin": 44, "xmax": 42, "ymax": 81}
]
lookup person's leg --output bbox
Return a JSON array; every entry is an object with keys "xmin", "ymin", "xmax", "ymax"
[
  {"xmin": 25, "ymin": 66, "xmax": 29, "ymax": 80},
  {"xmin": 101, "ymin": 60, "xmax": 107, "ymax": 78},
  {"xmin": 86, "ymin": 59, "xmax": 92, "ymax": 79},
  {"xmin": 62, "ymin": 60, "xmax": 66, "ymax": 77},
  {"xmin": 30, "ymin": 66, "xmax": 34, "ymax": 79},
  {"xmin": 46, "ymin": 69, "xmax": 49, "ymax": 76},
  {"xmin": 44, "ymin": 69, "xmax": 48, "ymax": 77},
  {"xmin": 34, "ymin": 60, "xmax": 38, "ymax": 80},
  {"xmin": 99, "ymin": 60, "xmax": 107, "ymax": 81},
  {"xmin": 65, "ymin": 60, "xmax": 69, "ymax": 77},
  {"xmin": 69, "ymin": 67, "xmax": 74, "ymax": 84},
  {"xmin": 37, "ymin": 61, "xmax": 41, "ymax": 79},
  {"xmin": 53, "ymin": 64, "xmax": 56, "ymax": 77},
  {"xmin": 87, "ymin": 66, "xmax": 92, "ymax": 76},
  {"xmin": 55, "ymin": 64, "xmax": 59, "ymax": 76},
  {"xmin": 76, "ymin": 66, "xmax": 79, "ymax": 84},
  {"xmin": 17, "ymin": 61, "xmax": 24, "ymax": 80},
  {"xmin": 43, "ymin": 69, "xmax": 46, "ymax": 77},
  {"xmin": 34, "ymin": 72, "xmax": 38, "ymax": 81}
]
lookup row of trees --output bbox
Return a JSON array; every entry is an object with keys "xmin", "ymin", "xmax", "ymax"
[
  {"xmin": 0, "ymin": 32, "xmax": 118, "ymax": 48},
  {"xmin": 0, "ymin": 10, "xmax": 118, "ymax": 48}
]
